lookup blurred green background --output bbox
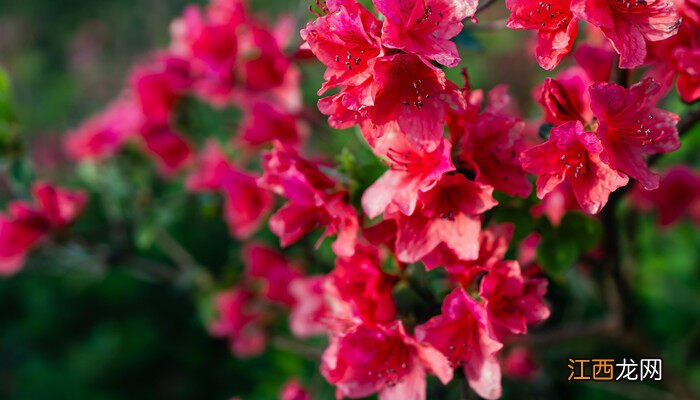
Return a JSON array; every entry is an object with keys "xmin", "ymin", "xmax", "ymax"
[{"xmin": 0, "ymin": 0, "xmax": 699, "ymax": 399}]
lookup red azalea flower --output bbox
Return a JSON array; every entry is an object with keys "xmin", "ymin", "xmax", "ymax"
[
  {"xmin": 239, "ymin": 100, "xmax": 307, "ymax": 148},
  {"xmin": 590, "ymin": 77, "xmax": 680, "ymax": 189},
  {"xmin": 631, "ymin": 166, "xmax": 700, "ymax": 226},
  {"xmin": 0, "ymin": 183, "xmax": 86, "ymax": 275},
  {"xmin": 300, "ymin": 0, "xmax": 382, "ymax": 92},
  {"xmin": 375, "ymin": 0, "xmax": 477, "ymax": 67},
  {"xmin": 520, "ymin": 121, "xmax": 629, "ymax": 214},
  {"xmin": 331, "ymin": 245, "xmax": 398, "ymax": 324},
  {"xmin": 244, "ymin": 243, "xmax": 302, "ymax": 306},
  {"xmin": 170, "ymin": 3, "xmax": 242, "ymax": 104},
  {"xmin": 365, "ymin": 54, "xmax": 464, "ymax": 153},
  {"xmin": 458, "ymin": 88, "xmax": 532, "ymax": 198},
  {"xmin": 260, "ymin": 142, "xmax": 358, "ymax": 257},
  {"xmin": 506, "ymin": 0, "xmax": 579, "ymax": 69},
  {"xmin": 209, "ymin": 287, "xmax": 266, "ymax": 357},
  {"xmin": 391, "ymin": 174, "xmax": 498, "ymax": 263},
  {"xmin": 674, "ymin": 46, "xmax": 700, "ymax": 102},
  {"xmin": 362, "ymin": 135, "xmax": 454, "ymax": 219},
  {"xmin": 279, "ymin": 379, "xmax": 312, "ymax": 400},
  {"xmin": 322, "ymin": 320, "xmax": 453, "ymax": 400},
  {"xmin": 571, "ymin": 0, "xmax": 680, "ymax": 68},
  {"xmin": 187, "ymin": 141, "xmax": 272, "ymax": 238},
  {"xmin": 64, "ymin": 95, "xmax": 142, "ymax": 161},
  {"xmin": 130, "ymin": 54, "xmax": 192, "ymax": 123},
  {"xmin": 415, "ymin": 288, "xmax": 503, "ymax": 400},
  {"xmin": 139, "ymin": 121, "xmax": 193, "ymax": 175},
  {"xmin": 479, "ymin": 260, "xmax": 550, "ymax": 338},
  {"xmin": 503, "ymin": 347, "xmax": 540, "ymax": 380},
  {"xmin": 423, "ymin": 223, "xmax": 514, "ymax": 287},
  {"xmin": 289, "ymin": 276, "xmax": 329, "ymax": 338}
]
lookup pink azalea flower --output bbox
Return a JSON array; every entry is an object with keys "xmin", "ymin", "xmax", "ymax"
[
  {"xmin": 674, "ymin": 46, "xmax": 700, "ymax": 102},
  {"xmin": 589, "ymin": 78, "xmax": 680, "ymax": 190},
  {"xmin": 571, "ymin": 0, "xmax": 680, "ymax": 68},
  {"xmin": 365, "ymin": 54, "xmax": 464, "ymax": 153},
  {"xmin": 631, "ymin": 166, "xmax": 700, "ymax": 226},
  {"xmin": 322, "ymin": 320, "xmax": 453, "ymax": 400},
  {"xmin": 520, "ymin": 121, "xmax": 629, "ymax": 214},
  {"xmin": 479, "ymin": 260, "xmax": 550, "ymax": 338},
  {"xmin": 423, "ymin": 223, "xmax": 514, "ymax": 287},
  {"xmin": 331, "ymin": 245, "xmax": 398, "ymax": 324},
  {"xmin": 237, "ymin": 23, "xmax": 293, "ymax": 94},
  {"xmin": 244, "ymin": 243, "xmax": 302, "ymax": 306},
  {"xmin": 130, "ymin": 54, "xmax": 192, "ymax": 123},
  {"xmin": 170, "ymin": 2, "xmax": 242, "ymax": 104},
  {"xmin": 139, "ymin": 121, "xmax": 193, "ymax": 175},
  {"xmin": 209, "ymin": 287, "xmax": 266, "ymax": 357},
  {"xmin": 362, "ymin": 136, "xmax": 454, "ymax": 218},
  {"xmin": 279, "ymin": 379, "xmax": 312, "ymax": 400},
  {"xmin": 375, "ymin": 0, "xmax": 477, "ymax": 67},
  {"xmin": 675, "ymin": 0, "xmax": 700, "ymax": 28},
  {"xmin": 503, "ymin": 347, "xmax": 540, "ymax": 380},
  {"xmin": 260, "ymin": 142, "xmax": 358, "ymax": 257},
  {"xmin": 391, "ymin": 174, "xmax": 498, "ymax": 263},
  {"xmin": 300, "ymin": 0, "xmax": 383, "ymax": 93},
  {"xmin": 415, "ymin": 288, "xmax": 503, "ymax": 400},
  {"xmin": 0, "ymin": 183, "xmax": 86, "ymax": 275},
  {"xmin": 239, "ymin": 100, "xmax": 307, "ymax": 148},
  {"xmin": 505, "ymin": 0, "xmax": 579, "ymax": 69},
  {"xmin": 537, "ymin": 68, "xmax": 593, "ymax": 125},
  {"xmin": 187, "ymin": 141, "xmax": 272, "ymax": 238},
  {"xmin": 289, "ymin": 276, "xmax": 329, "ymax": 338},
  {"xmin": 458, "ymin": 90, "xmax": 532, "ymax": 198},
  {"xmin": 64, "ymin": 95, "xmax": 142, "ymax": 161}
]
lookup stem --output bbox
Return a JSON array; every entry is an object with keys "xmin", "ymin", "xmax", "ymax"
[{"xmin": 154, "ymin": 229, "xmax": 212, "ymax": 290}]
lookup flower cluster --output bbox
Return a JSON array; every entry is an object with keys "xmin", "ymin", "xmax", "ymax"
[{"xmin": 2, "ymin": 0, "xmax": 696, "ymax": 398}]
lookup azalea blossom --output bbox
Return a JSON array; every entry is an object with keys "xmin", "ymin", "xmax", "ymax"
[
  {"xmin": 187, "ymin": 141, "xmax": 272, "ymax": 238},
  {"xmin": 244, "ymin": 243, "xmax": 302, "ymax": 306},
  {"xmin": 362, "ymin": 135, "xmax": 454, "ymax": 218},
  {"xmin": 506, "ymin": 0, "xmax": 579, "ymax": 69},
  {"xmin": 322, "ymin": 320, "xmax": 453, "ymax": 400},
  {"xmin": 571, "ymin": 0, "xmax": 681, "ymax": 68},
  {"xmin": 289, "ymin": 276, "xmax": 329, "ymax": 338},
  {"xmin": 279, "ymin": 379, "xmax": 313, "ymax": 400},
  {"xmin": 415, "ymin": 288, "xmax": 503, "ymax": 400},
  {"xmin": 260, "ymin": 142, "xmax": 358, "ymax": 257},
  {"xmin": 375, "ymin": 0, "xmax": 478, "ymax": 67},
  {"xmin": 422, "ymin": 223, "xmax": 514, "ymax": 287},
  {"xmin": 589, "ymin": 77, "xmax": 680, "ymax": 190},
  {"xmin": 331, "ymin": 245, "xmax": 398, "ymax": 324},
  {"xmin": 631, "ymin": 166, "xmax": 700, "ymax": 226},
  {"xmin": 209, "ymin": 287, "xmax": 266, "ymax": 357},
  {"xmin": 0, "ymin": 183, "xmax": 86, "ymax": 275},
  {"xmin": 479, "ymin": 260, "xmax": 551, "ymax": 338},
  {"xmin": 64, "ymin": 95, "xmax": 142, "ymax": 160},
  {"xmin": 520, "ymin": 120, "xmax": 629, "ymax": 214},
  {"xmin": 458, "ymin": 87, "xmax": 532, "ymax": 198},
  {"xmin": 391, "ymin": 173, "xmax": 498, "ymax": 263}
]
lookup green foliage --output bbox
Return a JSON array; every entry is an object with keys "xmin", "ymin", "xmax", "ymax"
[{"xmin": 536, "ymin": 212, "xmax": 602, "ymax": 279}]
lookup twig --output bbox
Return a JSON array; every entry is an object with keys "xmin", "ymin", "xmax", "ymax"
[
  {"xmin": 154, "ymin": 229, "xmax": 212, "ymax": 290},
  {"xmin": 270, "ymin": 335, "xmax": 323, "ymax": 360}
]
